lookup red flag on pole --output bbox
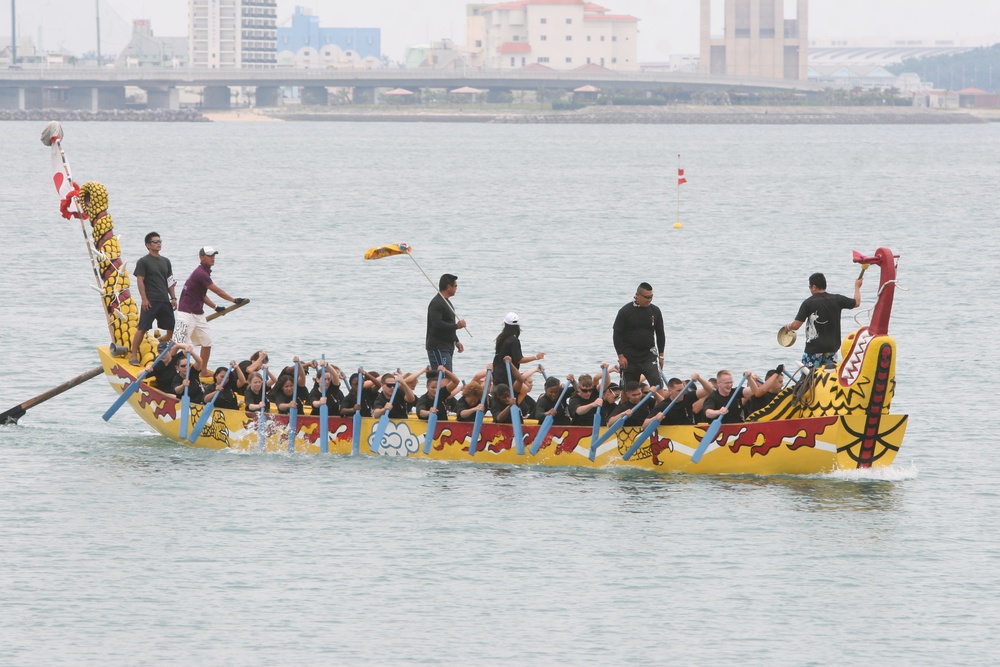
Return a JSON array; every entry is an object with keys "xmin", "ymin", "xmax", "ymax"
[{"xmin": 677, "ymin": 168, "xmax": 687, "ymax": 186}]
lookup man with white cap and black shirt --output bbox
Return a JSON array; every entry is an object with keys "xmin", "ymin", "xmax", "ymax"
[{"xmin": 177, "ymin": 246, "xmax": 244, "ymax": 377}]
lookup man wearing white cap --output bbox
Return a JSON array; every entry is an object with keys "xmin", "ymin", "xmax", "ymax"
[{"xmin": 177, "ymin": 246, "xmax": 244, "ymax": 376}]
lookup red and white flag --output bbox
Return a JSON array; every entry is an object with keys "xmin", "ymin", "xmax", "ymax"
[{"xmin": 677, "ymin": 168, "xmax": 687, "ymax": 186}]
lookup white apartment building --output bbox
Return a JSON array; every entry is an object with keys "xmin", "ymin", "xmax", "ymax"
[
  {"xmin": 189, "ymin": 0, "xmax": 277, "ymax": 69},
  {"xmin": 470, "ymin": 0, "xmax": 639, "ymax": 71}
]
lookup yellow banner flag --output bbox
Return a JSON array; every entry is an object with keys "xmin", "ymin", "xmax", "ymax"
[{"xmin": 363, "ymin": 242, "xmax": 411, "ymax": 260}]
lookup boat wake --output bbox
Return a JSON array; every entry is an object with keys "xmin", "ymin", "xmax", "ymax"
[{"xmin": 821, "ymin": 461, "xmax": 919, "ymax": 481}]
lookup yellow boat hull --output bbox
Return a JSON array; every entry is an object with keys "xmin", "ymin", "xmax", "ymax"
[{"xmin": 99, "ymin": 346, "xmax": 905, "ymax": 475}]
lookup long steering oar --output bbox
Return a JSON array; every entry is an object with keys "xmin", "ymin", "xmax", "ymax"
[
  {"xmin": 102, "ymin": 343, "xmax": 174, "ymax": 421},
  {"xmin": 352, "ymin": 368, "xmax": 363, "ymax": 456},
  {"xmin": 422, "ymin": 369, "xmax": 444, "ymax": 455},
  {"xmin": 1, "ymin": 365, "xmax": 103, "ymax": 425},
  {"xmin": 4, "ymin": 299, "xmax": 252, "ymax": 426},
  {"xmin": 623, "ymin": 379, "xmax": 695, "ymax": 461},
  {"xmin": 505, "ymin": 360, "xmax": 525, "ymax": 455},
  {"xmin": 468, "ymin": 370, "xmax": 492, "ymax": 456},
  {"xmin": 257, "ymin": 365, "xmax": 269, "ymax": 452},
  {"xmin": 188, "ymin": 364, "xmax": 233, "ymax": 443},
  {"xmin": 287, "ymin": 360, "xmax": 300, "ymax": 453},
  {"xmin": 318, "ymin": 355, "xmax": 329, "ymax": 454},
  {"xmin": 529, "ymin": 381, "xmax": 571, "ymax": 456},
  {"xmin": 691, "ymin": 376, "xmax": 748, "ymax": 464},
  {"xmin": 371, "ymin": 380, "xmax": 400, "ymax": 454},
  {"xmin": 588, "ymin": 365, "xmax": 609, "ymax": 461},
  {"xmin": 591, "ymin": 388, "xmax": 659, "ymax": 452},
  {"xmin": 178, "ymin": 352, "xmax": 193, "ymax": 440}
]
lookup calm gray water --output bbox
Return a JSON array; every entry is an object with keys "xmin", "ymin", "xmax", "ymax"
[{"xmin": 1, "ymin": 119, "xmax": 998, "ymax": 665}]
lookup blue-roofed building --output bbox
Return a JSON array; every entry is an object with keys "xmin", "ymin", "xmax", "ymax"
[{"xmin": 277, "ymin": 6, "xmax": 383, "ymax": 68}]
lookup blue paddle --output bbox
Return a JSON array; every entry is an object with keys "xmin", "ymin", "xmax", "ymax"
[
  {"xmin": 257, "ymin": 365, "xmax": 269, "ymax": 452},
  {"xmin": 591, "ymin": 387, "xmax": 659, "ymax": 452},
  {"xmin": 319, "ymin": 355, "xmax": 329, "ymax": 454},
  {"xmin": 422, "ymin": 369, "xmax": 444, "ymax": 455},
  {"xmin": 529, "ymin": 381, "xmax": 571, "ymax": 456},
  {"xmin": 691, "ymin": 375, "xmax": 748, "ymax": 464},
  {"xmin": 588, "ymin": 365, "xmax": 609, "ymax": 461},
  {"xmin": 468, "ymin": 370, "xmax": 491, "ymax": 456},
  {"xmin": 351, "ymin": 368, "xmax": 363, "ymax": 456},
  {"xmin": 505, "ymin": 360, "xmax": 525, "ymax": 455},
  {"xmin": 178, "ymin": 352, "xmax": 192, "ymax": 440},
  {"xmin": 188, "ymin": 364, "xmax": 233, "ymax": 443},
  {"xmin": 287, "ymin": 360, "xmax": 300, "ymax": 453},
  {"xmin": 371, "ymin": 379, "xmax": 400, "ymax": 454},
  {"xmin": 623, "ymin": 379, "xmax": 695, "ymax": 460},
  {"xmin": 102, "ymin": 342, "xmax": 174, "ymax": 421}
]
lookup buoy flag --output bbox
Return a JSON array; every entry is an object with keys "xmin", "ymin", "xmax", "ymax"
[{"xmin": 678, "ymin": 168, "xmax": 687, "ymax": 186}]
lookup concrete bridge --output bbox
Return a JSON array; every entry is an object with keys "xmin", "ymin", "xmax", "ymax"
[{"xmin": 0, "ymin": 67, "xmax": 827, "ymax": 110}]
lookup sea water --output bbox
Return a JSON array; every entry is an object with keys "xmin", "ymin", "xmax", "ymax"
[{"xmin": 0, "ymin": 120, "xmax": 997, "ymax": 665}]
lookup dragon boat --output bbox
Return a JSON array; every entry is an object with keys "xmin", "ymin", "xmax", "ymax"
[{"xmin": 44, "ymin": 123, "xmax": 907, "ymax": 474}]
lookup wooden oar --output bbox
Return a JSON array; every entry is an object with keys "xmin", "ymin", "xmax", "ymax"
[
  {"xmin": 102, "ymin": 343, "xmax": 174, "ymax": 421},
  {"xmin": 588, "ymin": 365, "xmax": 609, "ymax": 461},
  {"xmin": 691, "ymin": 376, "xmax": 748, "ymax": 464},
  {"xmin": 1, "ymin": 365, "xmax": 102, "ymax": 425},
  {"xmin": 505, "ymin": 360, "xmax": 525, "ymax": 455},
  {"xmin": 371, "ymin": 380, "xmax": 400, "ymax": 454},
  {"xmin": 318, "ymin": 355, "xmax": 329, "ymax": 454},
  {"xmin": 287, "ymin": 360, "xmax": 300, "ymax": 453},
  {"xmin": 529, "ymin": 381, "xmax": 571, "ymax": 456},
  {"xmin": 257, "ymin": 365, "xmax": 269, "ymax": 452},
  {"xmin": 351, "ymin": 368, "xmax": 363, "ymax": 456},
  {"xmin": 623, "ymin": 379, "xmax": 695, "ymax": 461},
  {"xmin": 591, "ymin": 388, "xmax": 659, "ymax": 452},
  {"xmin": 468, "ymin": 370, "xmax": 491, "ymax": 457},
  {"xmin": 188, "ymin": 364, "xmax": 233, "ymax": 443},
  {"xmin": 178, "ymin": 352, "xmax": 192, "ymax": 440},
  {"xmin": 422, "ymin": 369, "xmax": 444, "ymax": 455}
]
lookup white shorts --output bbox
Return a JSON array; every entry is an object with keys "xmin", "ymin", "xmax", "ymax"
[{"xmin": 176, "ymin": 311, "xmax": 213, "ymax": 347}]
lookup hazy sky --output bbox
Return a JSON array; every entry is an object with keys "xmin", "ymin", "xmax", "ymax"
[{"xmin": 4, "ymin": 0, "xmax": 999, "ymax": 61}]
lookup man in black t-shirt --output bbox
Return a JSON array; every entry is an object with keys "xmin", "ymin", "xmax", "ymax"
[
  {"xmin": 608, "ymin": 381, "xmax": 657, "ymax": 428},
  {"xmin": 702, "ymin": 370, "xmax": 760, "ymax": 425},
  {"xmin": 786, "ymin": 272, "xmax": 862, "ymax": 368},
  {"xmin": 648, "ymin": 374, "xmax": 714, "ymax": 426},
  {"xmin": 534, "ymin": 376, "xmax": 571, "ymax": 425},
  {"xmin": 129, "ymin": 231, "xmax": 177, "ymax": 366},
  {"xmin": 373, "ymin": 371, "xmax": 416, "ymax": 420},
  {"xmin": 613, "ymin": 282, "xmax": 665, "ymax": 388}
]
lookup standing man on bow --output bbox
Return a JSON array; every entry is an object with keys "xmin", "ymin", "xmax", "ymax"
[
  {"xmin": 425, "ymin": 273, "xmax": 466, "ymax": 372},
  {"xmin": 785, "ymin": 272, "xmax": 862, "ymax": 368},
  {"xmin": 177, "ymin": 246, "xmax": 244, "ymax": 377},
  {"xmin": 128, "ymin": 231, "xmax": 177, "ymax": 366},
  {"xmin": 613, "ymin": 282, "xmax": 666, "ymax": 388}
]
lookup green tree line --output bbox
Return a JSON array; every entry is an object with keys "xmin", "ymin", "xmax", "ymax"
[{"xmin": 889, "ymin": 44, "xmax": 1000, "ymax": 91}]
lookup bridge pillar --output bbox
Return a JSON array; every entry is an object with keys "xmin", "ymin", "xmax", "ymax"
[
  {"xmin": 202, "ymin": 86, "xmax": 232, "ymax": 110},
  {"xmin": 23, "ymin": 87, "xmax": 44, "ymax": 109},
  {"xmin": 353, "ymin": 86, "xmax": 375, "ymax": 104},
  {"xmin": 67, "ymin": 87, "xmax": 99, "ymax": 112},
  {"xmin": 302, "ymin": 86, "xmax": 329, "ymax": 106},
  {"xmin": 145, "ymin": 87, "xmax": 180, "ymax": 110},
  {"xmin": 0, "ymin": 87, "xmax": 25, "ymax": 110},
  {"xmin": 254, "ymin": 86, "xmax": 281, "ymax": 107},
  {"xmin": 97, "ymin": 86, "xmax": 127, "ymax": 110}
]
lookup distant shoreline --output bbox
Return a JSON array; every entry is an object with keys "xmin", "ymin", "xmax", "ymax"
[
  {"xmin": 265, "ymin": 105, "xmax": 992, "ymax": 125},
  {"xmin": 2, "ymin": 106, "xmax": 994, "ymax": 124}
]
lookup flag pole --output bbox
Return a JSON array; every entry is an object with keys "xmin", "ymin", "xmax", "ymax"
[{"xmin": 674, "ymin": 154, "xmax": 685, "ymax": 230}]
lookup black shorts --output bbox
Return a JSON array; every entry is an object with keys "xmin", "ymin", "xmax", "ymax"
[
  {"xmin": 138, "ymin": 300, "xmax": 175, "ymax": 332},
  {"xmin": 624, "ymin": 358, "xmax": 662, "ymax": 389}
]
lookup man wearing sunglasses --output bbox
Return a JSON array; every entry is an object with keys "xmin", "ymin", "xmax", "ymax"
[
  {"xmin": 613, "ymin": 282, "xmax": 665, "ymax": 389},
  {"xmin": 129, "ymin": 231, "xmax": 177, "ymax": 366}
]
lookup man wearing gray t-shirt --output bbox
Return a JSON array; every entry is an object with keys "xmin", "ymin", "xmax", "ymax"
[{"xmin": 128, "ymin": 231, "xmax": 177, "ymax": 366}]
